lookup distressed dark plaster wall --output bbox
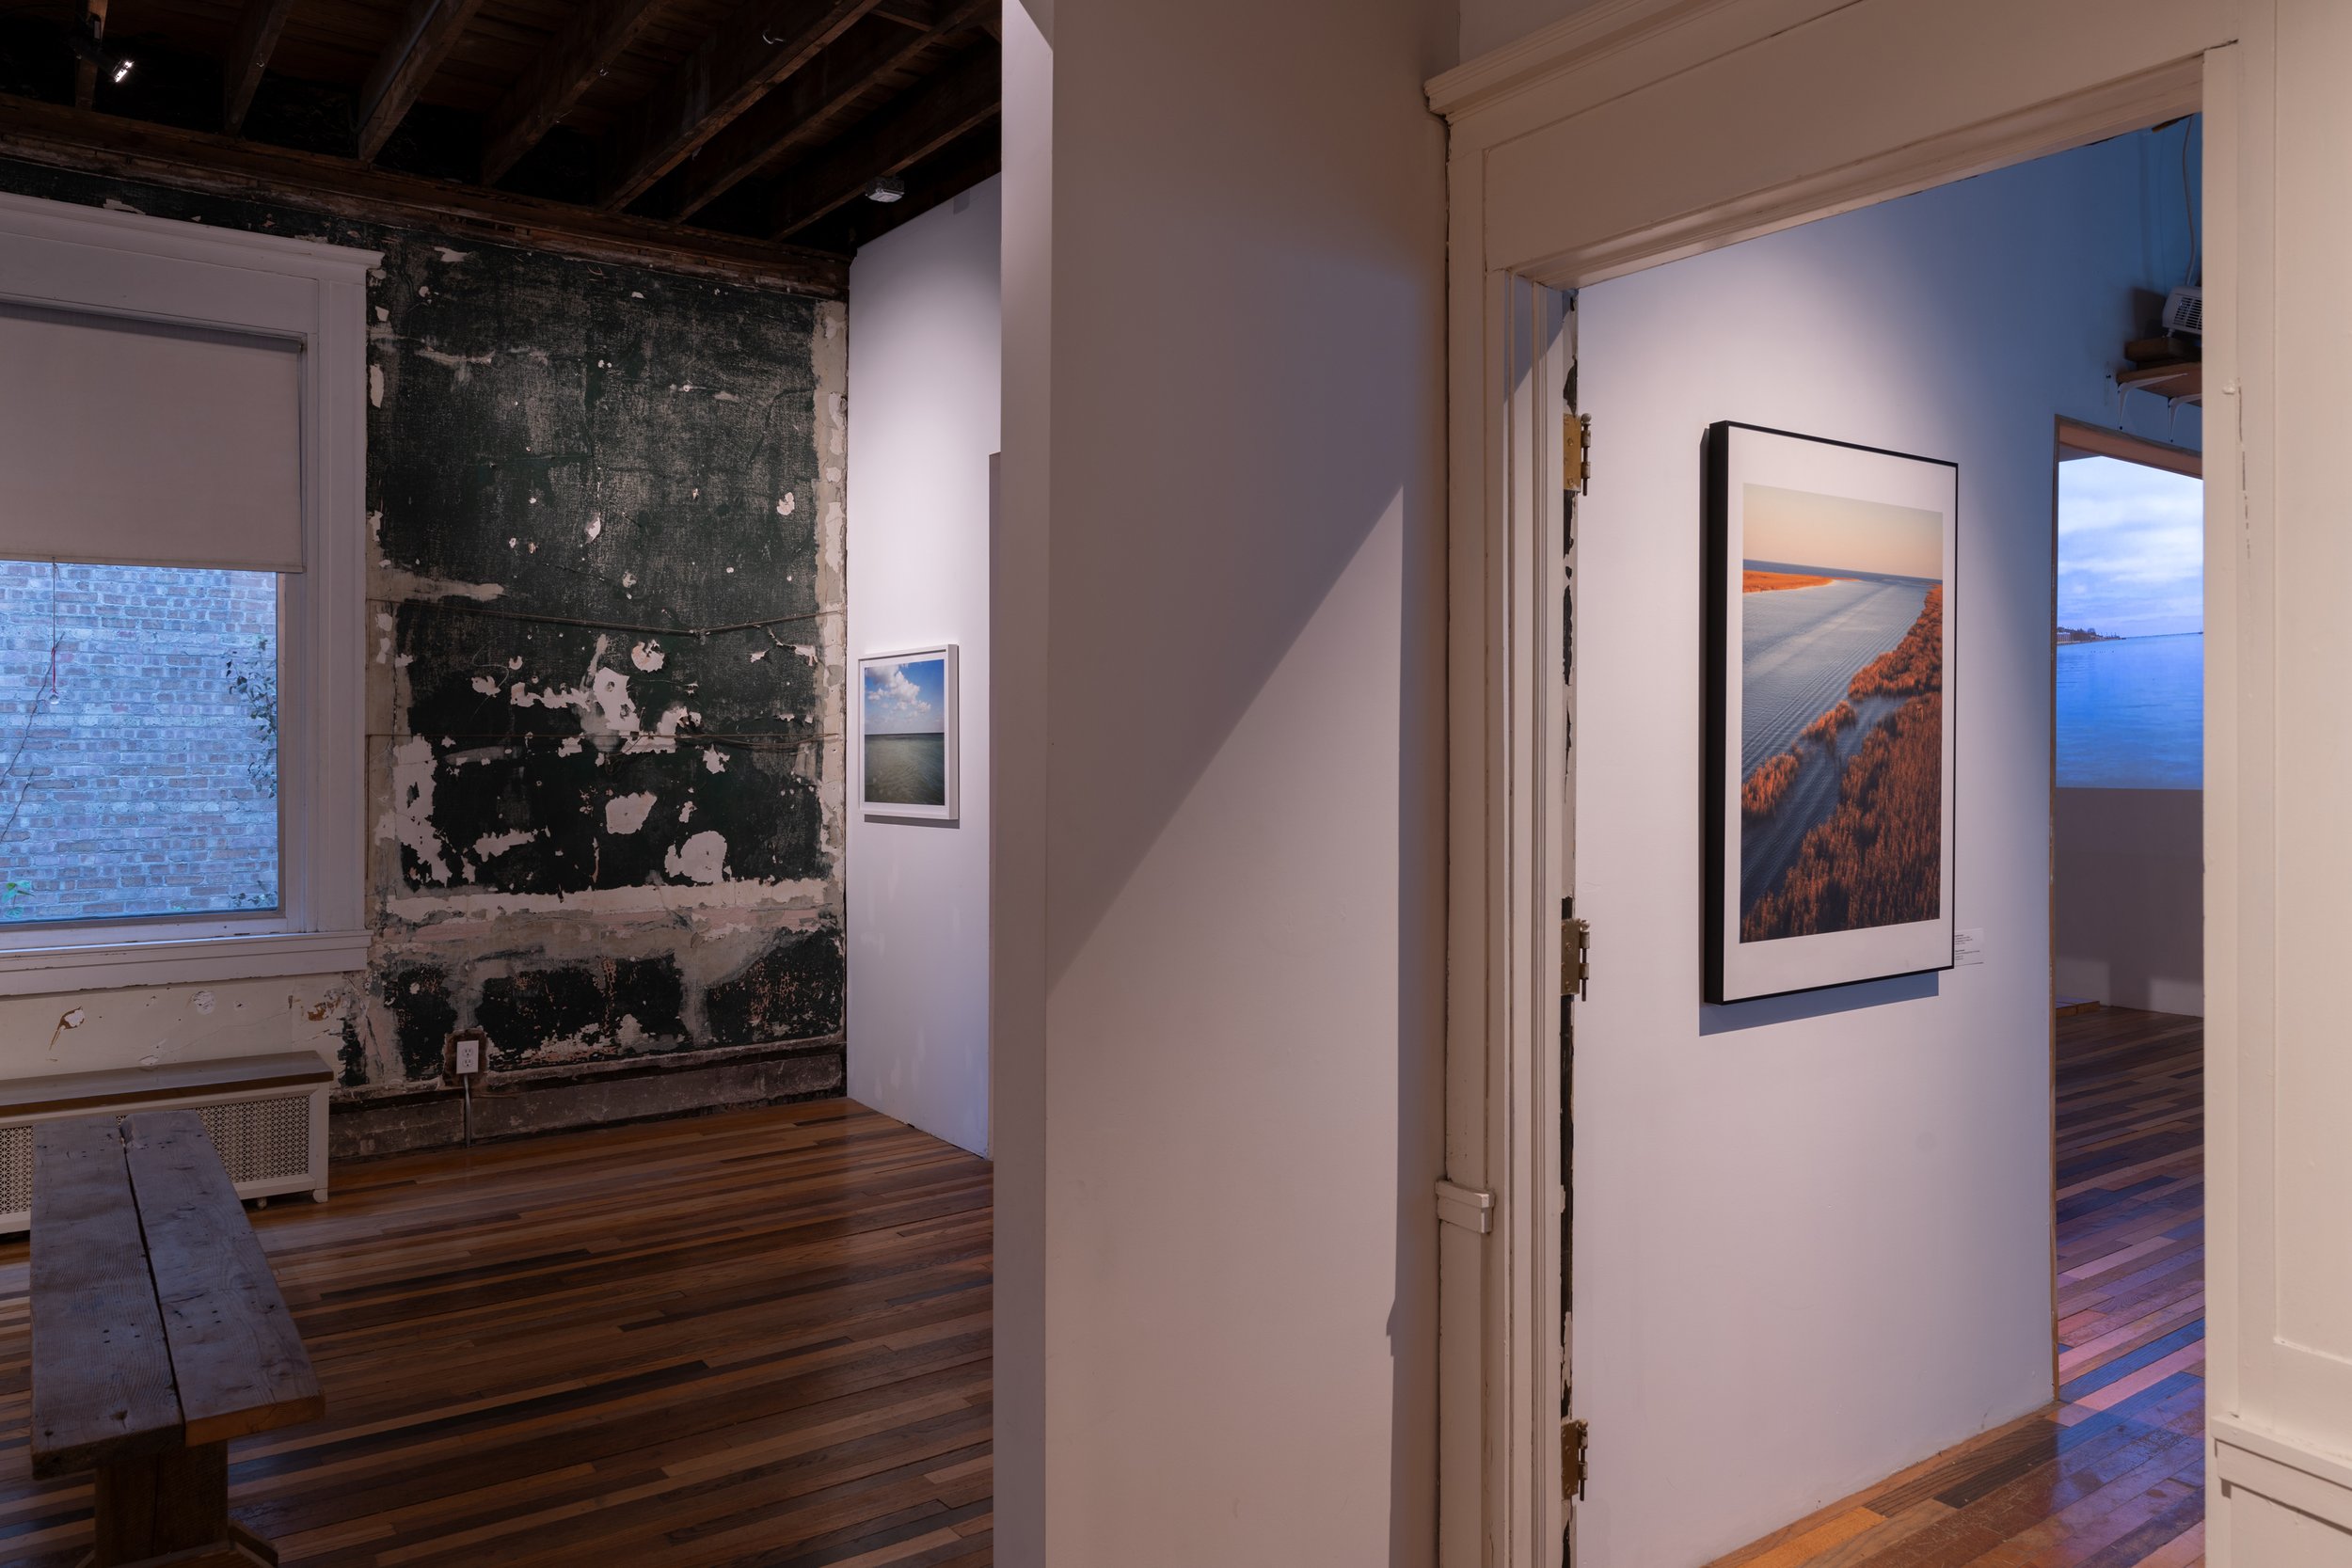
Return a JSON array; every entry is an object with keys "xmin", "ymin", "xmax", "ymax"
[{"xmin": 0, "ymin": 159, "xmax": 850, "ymax": 1116}]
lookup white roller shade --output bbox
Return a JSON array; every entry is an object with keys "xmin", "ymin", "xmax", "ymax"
[{"xmin": 0, "ymin": 304, "xmax": 303, "ymax": 573}]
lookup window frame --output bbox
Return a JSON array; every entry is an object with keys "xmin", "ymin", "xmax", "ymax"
[{"xmin": 0, "ymin": 192, "xmax": 377, "ymax": 995}]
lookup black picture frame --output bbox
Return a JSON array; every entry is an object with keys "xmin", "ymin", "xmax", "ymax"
[{"xmin": 1703, "ymin": 420, "xmax": 1959, "ymax": 1003}]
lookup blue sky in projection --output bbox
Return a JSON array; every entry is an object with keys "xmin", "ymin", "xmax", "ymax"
[
  {"xmin": 2057, "ymin": 455, "xmax": 2203, "ymax": 638},
  {"xmin": 2056, "ymin": 455, "xmax": 2203, "ymax": 790}
]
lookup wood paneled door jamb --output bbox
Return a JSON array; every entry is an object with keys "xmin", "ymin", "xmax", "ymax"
[{"xmin": 1424, "ymin": 2, "xmax": 2279, "ymax": 1563}]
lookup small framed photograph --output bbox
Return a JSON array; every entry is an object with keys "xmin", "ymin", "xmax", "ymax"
[
  {"xmin": 859, "ymin": 644, "xmax": 958, "ymax": 822},
  {"xmin": 1704, "ymin": 421, "xmax": 1957, "ymax": 1002}
]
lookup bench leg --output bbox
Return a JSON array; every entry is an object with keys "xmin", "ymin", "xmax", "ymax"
[{"xmin": 77, "ymin": 1443, "xmax": 276, "ymax": 1568}]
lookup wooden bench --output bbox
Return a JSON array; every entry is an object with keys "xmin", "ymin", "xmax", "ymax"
[{"xmin": 31, "ymin": 1110, "xmax": 324, "ymax": 1567}]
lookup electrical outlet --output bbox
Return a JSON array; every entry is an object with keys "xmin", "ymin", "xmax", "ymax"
[{"xmin": 444, "ymin": 1028, "xmax": 489, "ymax": 1082}]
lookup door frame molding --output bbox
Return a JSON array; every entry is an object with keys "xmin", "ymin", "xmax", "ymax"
[{"xmin": 1426, "ymin": 3, "xmax": 2274, "ymax": 1562}]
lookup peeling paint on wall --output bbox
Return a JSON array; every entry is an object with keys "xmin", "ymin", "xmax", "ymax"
[{"xmin": 0, "ymin": 158, "xmax": 850, "ymax": 1105}]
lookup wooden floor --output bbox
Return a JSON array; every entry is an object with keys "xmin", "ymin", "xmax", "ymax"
[
  {"xmin": 0, "ymin": 1098, "xmax": 994, "ymax": 1567},
  {"xmin": 1710, "ymin": 1006, "xmax": 2205, "ymax": 1568}
]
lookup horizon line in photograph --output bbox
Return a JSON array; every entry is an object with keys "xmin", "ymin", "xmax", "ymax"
[{"xmin": 1744, "ymin": 558, "xmax": 1939, "ymax": 588}]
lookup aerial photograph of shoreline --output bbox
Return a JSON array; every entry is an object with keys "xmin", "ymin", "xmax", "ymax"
[{"xmin": 1736, "ymin": 482, "xmax": 1945, "ymax": 942}]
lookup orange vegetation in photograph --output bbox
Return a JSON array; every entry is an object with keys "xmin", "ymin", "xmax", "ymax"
[
  {"xmin": 1741, "ymin": 753, "xmax": 1800, "ymax": 819},
  {"xmin": 1743, "ymin": 570, "xmax": 1837, "ymax": 593},
  {"xmin": 1849, "ymin": 584, "xmax": 1943, "ymax": 698},
  {"xmin": 1802, "ymin": 700, "xmax": 1857, "ymax": 747},
  {"xmin": 1743, "ymin": 694, "xmax": 1943, "ymax": 940},
  {"xmin": 1741, "ymin": 585, "xmax": 1945, "ymax": 942}
]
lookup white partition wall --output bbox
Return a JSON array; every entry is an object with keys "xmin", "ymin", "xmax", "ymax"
[
  {"xmin": 2056, "ymin": 788, "xmax": 2205, "ymax": 1015},
  {"xmin": 846, "ymin": 179, "xmax": 1002, "ymax": 1157},
  {"xmin": 993, "ymin": 0, "xmax": 1454, "ymax": 1560}
]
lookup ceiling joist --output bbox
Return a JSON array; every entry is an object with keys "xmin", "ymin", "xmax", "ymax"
[
  {"xmin": 356, "ymin": 0, "xmax": 493, "ymax": 163},
  {"xmin": 597, "ymin": 0, "xmax": 882, "ymax": 213},
  {"xmin": 72, "ymin": 0, "xmax": 108, "ymax": 111},
  {"xmin": 479, "ymin": 0, "xmax": 669, "ymax": 184},
  {"xmin": 0, "ymin": 92, "xmax": 848, "ymax": 296},
  {"xmin": 0, "ymin": 0, "xmax": 1001, "ymax": 278},
  {"xmin": 221, "ymin": 0, "xmax": 297, "ymax": 135},
  {"xmin": 767, "ymin": 43, "xmax": 997, "ymax": 239},
  {"xmin": 663, "ymin": 0, "xmax": 994, "ymax": 223}
]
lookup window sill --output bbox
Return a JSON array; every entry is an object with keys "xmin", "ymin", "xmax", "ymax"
[{"xmin": 0, "ymin": 929, "xmax": 371, "ymax": 997}]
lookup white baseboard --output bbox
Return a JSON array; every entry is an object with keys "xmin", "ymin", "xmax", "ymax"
[{"xmin": 2214, "ymin": 1418, "xmax": 2352, "ymax": 1565}]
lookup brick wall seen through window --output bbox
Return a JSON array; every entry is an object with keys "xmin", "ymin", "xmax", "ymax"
[{"xmin": 0, "ymin": 561, "xmax": 279, "ymax": 925}]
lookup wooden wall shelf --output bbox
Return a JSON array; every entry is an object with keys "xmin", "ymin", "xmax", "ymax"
[{"xmin": 2117, "ymin": 359, "xmax": 2203, "ymax": 404}]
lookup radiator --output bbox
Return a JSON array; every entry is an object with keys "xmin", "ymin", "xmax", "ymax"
[{"xmin": 0, "ymin": 1079, "xmax": 329, "ymax": 1235}]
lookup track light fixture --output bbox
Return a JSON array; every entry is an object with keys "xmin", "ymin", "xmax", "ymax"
[{"xmin": 65, "ymin": 27, "xmax": 135, "ymax": 87}]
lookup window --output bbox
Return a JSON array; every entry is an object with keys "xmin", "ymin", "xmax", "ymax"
[
  {"xmin": 2055, "ymin": 438, "xmax": 2203, "ymax": 790},
  {"xmin": 0, "ymin": 193, "xmax": 376, "ymax": 992},
  {"xmin": 0, "ymin": 563, "xmax": 280, "ymax": 925}
]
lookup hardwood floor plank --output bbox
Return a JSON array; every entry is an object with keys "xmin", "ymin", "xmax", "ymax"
[{"xmin": 0, "ymin": 1098, "xmax": 994, "ymax": 1567}]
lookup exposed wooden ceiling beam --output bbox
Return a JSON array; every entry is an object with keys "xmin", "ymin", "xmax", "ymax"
[
  {"xmin": 597, "ymin": 0, "xmax": 882, "ymax": 213},
  {"xmin": 0, "ymin": 92, "xmax": 849, "ymax": 297},
  {"xmin": 221, "ymin": 0, "xmax": 297, "ymax": 135},
  {"xmin": 479, "ymin": 0, "xmax": 669, "ymax": 184},
  {"xmin": 767, "ymin": 44, "xmax": 995, "ymax": 239},
  {"xmin": 662, "ymin": 0, "xmax": 993, "ymax": 223},
  {"xmin": 72, "ymin": 0, "xmax": 107, "ymax": 111},
  {"xmin": 356, "ymin": 0, "xmax": 493, "ymax": 163}
]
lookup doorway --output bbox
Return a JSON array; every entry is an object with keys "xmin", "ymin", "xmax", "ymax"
[
  {"xmin": 2053, "ymin": 428, "xmax": 2206, "ymax": 1019},
  {"xmin": 1433, "ymin": 4, "xmax": 2352, "ymax": 1562},
  {"xmin": 1556, "ymin": 121, "xmax": 2202, "ymax": 1567},
  {"xmin": 2047, "ymin": 424, "xmax": 2209, "ymax": 1553}
]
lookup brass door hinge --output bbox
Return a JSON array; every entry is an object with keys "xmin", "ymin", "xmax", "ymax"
[
  {"xmin": 1561, "ymin": 918, "xmax": 1590, "ymax": 1000},
  {"xmin": 1562, "ymin": 1418, "xmax": 1589, "ymax": 1501},
  {"xmin": 1563, "ymin": 412, "xmax": 1592, "ymax": 493}
]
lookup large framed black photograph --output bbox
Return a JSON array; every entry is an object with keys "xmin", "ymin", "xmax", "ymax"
[{"xmin": 1703, "ymin": 421, "xmax": 1958, "ymax": 1003}]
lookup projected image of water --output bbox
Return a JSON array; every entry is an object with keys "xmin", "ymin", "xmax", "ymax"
[
  {"xmin": 2057, "ymin": 634, "xmax": 2202, "ymax": 789},
  {"xmin": 2057, "ymin": 454, "xmax": 2204, "ymax": 792}
]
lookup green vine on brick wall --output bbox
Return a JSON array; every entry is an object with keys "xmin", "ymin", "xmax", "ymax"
[{"xmin": 225, "ymin": 634, "xmax": 278, "ymax": 801}]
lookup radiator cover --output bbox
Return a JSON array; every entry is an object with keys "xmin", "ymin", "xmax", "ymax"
[{"xmin": 0, "ymin": 1080, "xmax": 329, "ymax": 1234}]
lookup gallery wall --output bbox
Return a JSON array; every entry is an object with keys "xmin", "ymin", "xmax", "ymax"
[
  {"xmin": 1572, "ymin": 127, "xmax": 2202, "ymax": 1568},
  {"xmin": 0, "ymin": 162, "xmax": 850, "ymax": 1151},
  {"xmin": 844, "ymin": 177, "xmax": 1001, "ymax": 1158},
  {"xmin": 1459, "ymin": 0, "xmax": 1597, "ymax": 60},
  {"xmin": 993, "ymin": 0, "xmax": 1452, "ymax": 1559},
  {"xmin": 2056, "ymin": 788, "xmax": 2203, "ymax": 1014}
]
